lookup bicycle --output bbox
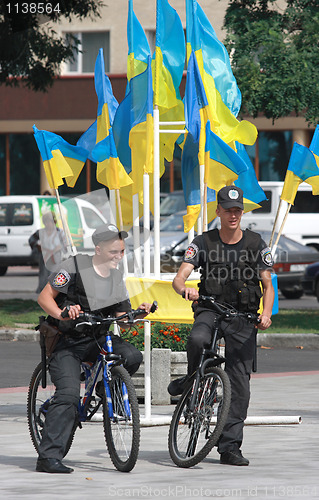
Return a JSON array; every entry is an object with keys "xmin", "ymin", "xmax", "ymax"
[
  {"xmin": 168, "ymin": 295, "xmax": 259, "ymax": 468},
  {"xmin": 27, "ymin": 301, "xmax": 157, "ymax": 473}
]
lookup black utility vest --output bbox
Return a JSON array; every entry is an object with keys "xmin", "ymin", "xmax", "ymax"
[
  {"xmin": 54, "ymin": 254, "xmax": 124, "ymax": 333},
  {"xmin": 199, "ymin": 228, "xmax": 263, "ymax": 312}
]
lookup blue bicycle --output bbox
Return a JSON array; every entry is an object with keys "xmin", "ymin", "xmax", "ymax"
[{"xmin": 27, "ymin": 302, "xmax": 157, "ymax": 472}]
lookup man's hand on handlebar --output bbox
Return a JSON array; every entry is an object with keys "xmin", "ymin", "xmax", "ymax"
[
  {"xmin": 182, "ymin": 288, "xmax": 199, "ymax": 301},
  {"xmin": 257, "ymin": 313, "xmax": 272, "ymax": 331},
  {"xmin": 135, "ymin": 302, "xmax": 158, "ymax": 318},
  {"xmin": 116, "ymin": 302, "xmax": 158, "ymax": 329},
  {"xmin": 60, "ymin": 304, "xmax": 82, "ymax": 320}
]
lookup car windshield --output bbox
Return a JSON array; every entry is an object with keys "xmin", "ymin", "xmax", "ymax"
[
  {"xmin": 160, "ymin": 193, "xmax": 185, "ymax": 217},
  {"xmin": 160, "ymin": 212, "xmax": 185, "ymax": 232}
]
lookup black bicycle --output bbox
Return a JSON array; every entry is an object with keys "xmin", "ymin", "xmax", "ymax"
[
  {"xmin": 27, "ymin": 302, "xmax": 157, "ymax": 473},
  {"xmin": 168, "ymin": 295, "xmax": 259, "ymax": 468}
]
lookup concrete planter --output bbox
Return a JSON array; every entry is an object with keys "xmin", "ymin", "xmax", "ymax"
[{"xmin": 132, "ymin": 349, "xmax": 187, "ymax": 405}]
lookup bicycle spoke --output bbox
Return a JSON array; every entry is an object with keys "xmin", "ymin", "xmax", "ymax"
[{"xmin": 168, "ymin": 367, "xmax": 231, "ymax": 468}]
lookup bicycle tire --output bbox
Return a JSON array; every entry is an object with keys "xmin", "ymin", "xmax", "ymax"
[
  {"xmin": 168, "ymin": 366, "xmax": 231, "ymax": 468},
  {"xmin": 27, "ymin": 362, "xmax": 77, "ymax": 457},
  {"xmin": 102, "ymin": 365, "xmax": 140, "ymax": 472}
]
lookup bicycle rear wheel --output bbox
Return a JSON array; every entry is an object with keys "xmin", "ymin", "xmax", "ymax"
[
  {"xmin": 27, "ymin": 362, "xmax": 77, "ymax": 457},
  {"xmin": 168, "ymin": 367, "xmax": 231, "ymax": 468},
  {"xmin": 102, "ymin": 365, "xmax": 140, "ymax": 472}
]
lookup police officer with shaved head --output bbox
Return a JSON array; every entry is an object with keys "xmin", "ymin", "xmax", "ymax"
[
  {"xmin": 169, "ymin": 185, "xmax": 274, "ymax": 466},
  {"xmin": 36, "ymin": 223, "xmax": 153, "ymax": 474}
]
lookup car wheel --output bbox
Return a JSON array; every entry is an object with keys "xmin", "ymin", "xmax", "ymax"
[
  {"xmin": 316, "ymin": 281, "xmax": 319, "ymax": 302},
  {"xmin": 280, "ymin": 289, "xmax": 304, "ymax": 300},
  {"xmin": 0, "ymin": 266, "xmax": 8, "ymax": 276}
]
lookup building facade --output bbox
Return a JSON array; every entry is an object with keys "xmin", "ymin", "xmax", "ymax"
[{"xmin": 0, "ymin": 0, "xmax": 315, "ymax": 196}]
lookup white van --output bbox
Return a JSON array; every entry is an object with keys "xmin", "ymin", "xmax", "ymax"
[
  {"xmin": 241, "ymin": 181, "xmax": 319, "ymax": 250},
  {"xmin": 0, "ymin": 195, "xmax": 107, "ymax": 275}
]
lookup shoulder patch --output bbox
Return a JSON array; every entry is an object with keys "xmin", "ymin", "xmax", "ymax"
[
  {"xmin": 53, "ymin": 270, "xmax": 71, "ymax": 287},
  {"xmin": 184, "ymin": 243, "xmax": 199, "ymax": 261},
  {"xmin": 260, "ymin": 247, "xmax": 273, "ymax": 267}
]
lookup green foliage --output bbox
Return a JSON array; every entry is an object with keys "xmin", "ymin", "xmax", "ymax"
[
  {"xmin": 223, "ymin": 0, "xmax": 319, "ymax": 124},
  {"xmin": 0, "ymin": 0, "xmax": 103, "ymax": 92}
]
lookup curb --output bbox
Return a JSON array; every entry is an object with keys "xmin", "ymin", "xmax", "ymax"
[
  {"xmin": 0, "ymin": 329, "xmax": 318, "ymax": 349},
  {"xmin": 257, "ymin": 332, "xmax": 319, "ymax": 349}
]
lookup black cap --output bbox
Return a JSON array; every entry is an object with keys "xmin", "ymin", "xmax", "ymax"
[
  {"xmin": 92, "ymin": 223, "xmax": 128, "ymax": 246},
  {"xmin": 217, "ymin": 185, "xmax": 244, "ymax": 210}
]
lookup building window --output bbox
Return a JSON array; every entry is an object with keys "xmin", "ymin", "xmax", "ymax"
[
  {"xmin": 8, "ymin": 134, "xmax": 40, "ymax": 195},
  {"xmin": 245, "ymin": 131, "xmax": 292, "ymax": 182},
  {"xmin": 0, "ymin": 135, "xmax": 5, "ymax": 196},
  {"xmin": 259, "ymin": 131, "xmax": 292, "ymax": 181},
  {"xmin": 64, "ymin": 31, "xmax": 110, "ymax": 74}
]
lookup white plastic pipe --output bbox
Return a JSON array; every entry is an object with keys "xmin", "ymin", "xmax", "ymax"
[
  {"xmin": 143, "ymin": 321, "xmax": 152, "ymax": 421},
  {"xmin": 133, "ymin": 193, "xmax": 142, "ymax": 274},
  {"xmin": 143, "ymin": 173, "xmax": 150, "ymax": 276},
  {"xmin": 153, "ymin": 107, "xmax": 161, "ymax": 278}
]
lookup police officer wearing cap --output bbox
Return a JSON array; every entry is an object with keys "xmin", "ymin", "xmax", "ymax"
[
  {"xmin": 35, "ymin": 223, "xmax": 153, "ymax": 474},
  {"xmin": 169, "ymin": 185, "xmax": 274, "ymax": 466}
]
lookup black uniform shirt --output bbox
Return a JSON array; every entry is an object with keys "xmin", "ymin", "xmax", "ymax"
[
  {"xmin": 48, "ymin": 255, "xmax": 131, "ymax": 313},
  {"xmin": 183, "ymin": 231, "xmax": 273, "ymax": 273}
]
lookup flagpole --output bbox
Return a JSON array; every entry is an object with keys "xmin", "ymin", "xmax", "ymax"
[
  {"xmin": 271, "ymin": 203, "xmax": 292, "ymax": 257},
  {"xmin": 269, "ymin": 199, "xmax": 282, "ymax": 248},
  {"xmin": 115, "ymin": 188, "xmax": 128, "ymax": 275},
  {"xmin": 54, "ymin": 188, "xmax": 77, "ymax": 256},
  {"xmin": 203, "ymin": 182, "xmax": 208, "ymax": 232}
]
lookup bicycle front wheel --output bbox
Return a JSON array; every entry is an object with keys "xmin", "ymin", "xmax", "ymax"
[
  {"xmin": 168, "ymin": 367, "xmax": 231, "ymax": 468},
  {"xmin": 27, "ymin": 361, "xmax": 77, "ymax": 457},
  {"xmin": 102, "ymin": 365, "xmax": 140, "ymax": 472}
]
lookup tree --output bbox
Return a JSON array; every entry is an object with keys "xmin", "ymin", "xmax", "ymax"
[
  {"xmin": 0, "ymin": 0, "xmax": 103, "ymax": 92},
  {"xmin": 223, "ymin": 0, "xmax": 319, "ymax": 125}
]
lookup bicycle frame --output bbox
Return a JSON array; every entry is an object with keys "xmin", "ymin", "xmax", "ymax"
[{"xmin": 78, "ymin": 333, "xmax": 130, "ymax": 422}]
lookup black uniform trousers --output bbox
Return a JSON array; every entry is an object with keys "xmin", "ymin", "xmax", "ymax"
[
  {"xmin": 187, "ymin": 307, "xmax": 256, "ymax": 454},
  {"xmin": 38, "ymin": 334, "xmax": 143, "ymax": 460}
]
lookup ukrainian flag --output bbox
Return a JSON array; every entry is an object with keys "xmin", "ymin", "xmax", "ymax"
[
  {"xmin": 33, "ymin": 126, "xmax": 88, "ymax": 189},
  {"xmin": 182, "ymin": 132, "xmax": 216, "ymax": 232},
  {"xmin": 113, "ymin": 58, "xmax": 153, "ymax": 197},
  {"xmin": 205, "ymin": 122, "xmax": 248, "ymax": 192},
  {"xmin": 153, "ymin": 0, "xmax": 186, "ymax": 163},
  {"xmin": 93, "ymin": 49, "xmax": 132, "ymax": 190},
  {"xmin": 186, "ymin": 0, "xmax": 257, "ymax": 146},
  {"xmin": 182, "ymin": 50, "xmax": 209, "ymax": 230},
  {"xmin": 310, "ymin": 124, "xmax": 319, "ymax": 160},
  {"xmin": 281, "ymin": 141, "xmax": 319, "ymax": 204},
  {"xmin": 127, "ymin": 0, "xmax": 151, "ymax": 82}
]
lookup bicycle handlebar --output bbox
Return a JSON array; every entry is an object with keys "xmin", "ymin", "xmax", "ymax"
[
  {"xmin": 182, "ymin": 293, "xmax": 260, "ymax": 324},
  {"xmin": 61, "ymin": 301, "xmax": 158, "ymax": 328}
]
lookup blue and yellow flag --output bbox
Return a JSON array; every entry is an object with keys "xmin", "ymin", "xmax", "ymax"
[
  {"xmin": 33, "ymin": 126, "xmax": 88, "ymax": 189},
  {"xmin": 281, "ymin": 141, "xmax": 319, "ymax": 204},
  {"xmin": 183, "ymin": 50, "xmax": 208, "ymax": 230},
  {"xmin": 182, "ymin": 133, "xmax": 216, "ymax": 232},
  {"xmin": 235, "ymin": 142, "xmax": 267, "ymax": 212},
  {"xmin": 95, "ymin": 48, "xmax": 118, "ymax": 142},
  {"xmin": 93, "ymin": 49, "xmax": 132, "ymax": 190},
  {"xmin": 186, "ymin": 0, "xmax": 241, "ymax": 117},
  {"xmin": 184, "ymin": 50, "xmax": 209, "ymax": 167},
  {"xmin": 127, "ymin": 0, "xmax": 151, "ymax": 82},
  {"xmin": 185, "ymin": 0, "xmax": 257, "ymax": 146},
  {"xmin": 310, "ymin": 124, "xmax": 319, "ymax": 160},
  {"xmin": 205, "ymin": 122, "xmax": 248, "ymax": 192},
  {"xmin": 113, "ymin": 57, "xmax": 153, "ymax": 197},
  {"xmin": 153, "ymin": 0, "xmax": 185, "ymax": 163}
]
